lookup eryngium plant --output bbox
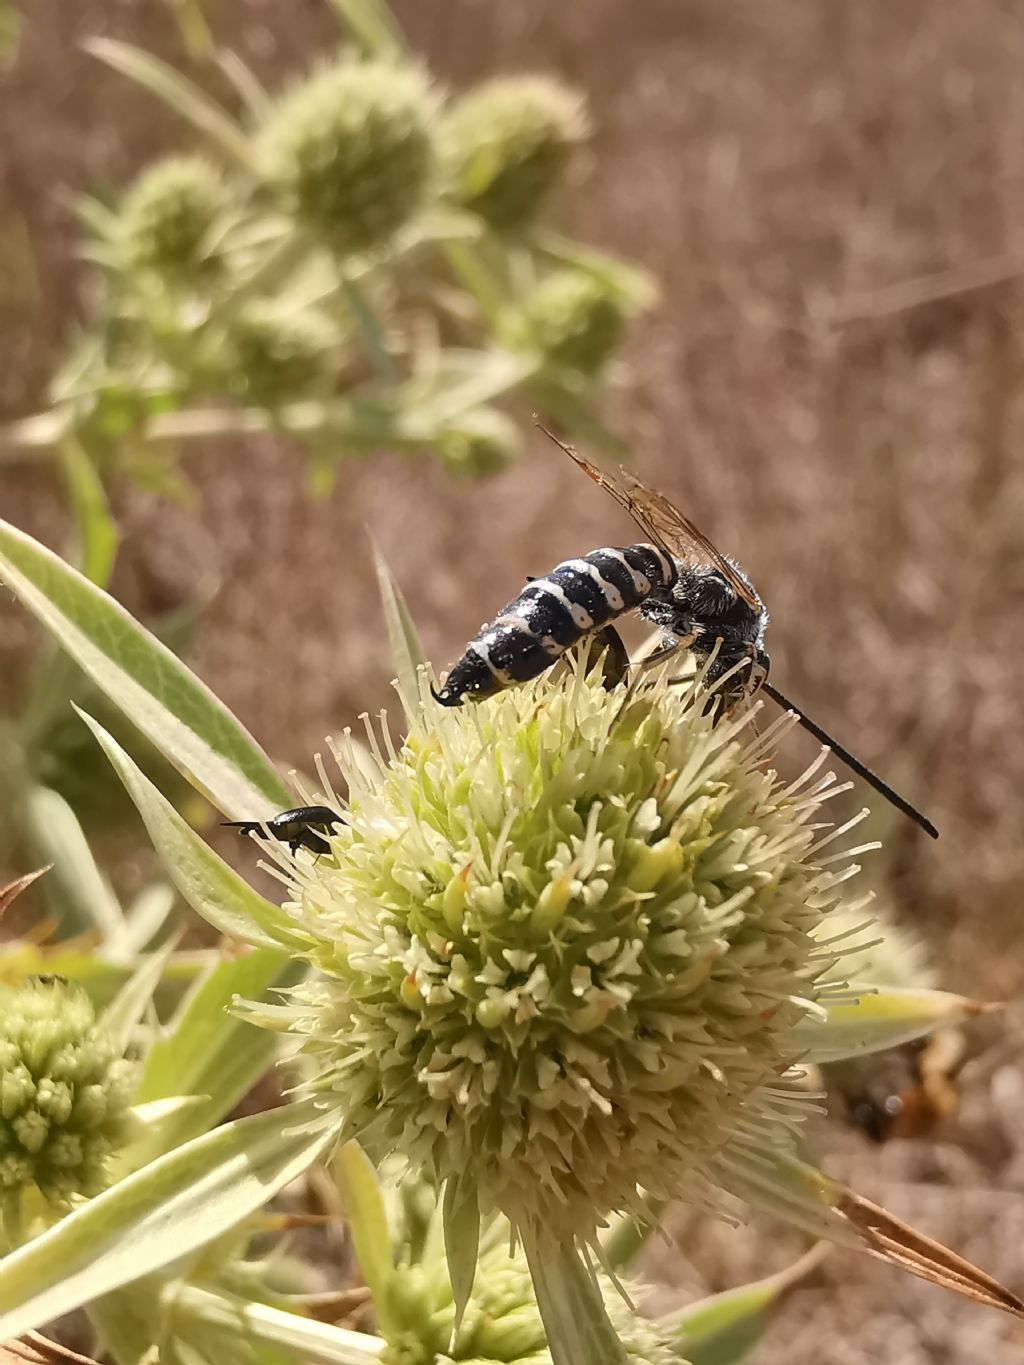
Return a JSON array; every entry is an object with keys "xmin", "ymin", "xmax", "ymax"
[
  {"xmin": 0, "ymin": 978, "xmax": 135, "ymax": 1219},
  {"xmin": 6, "ymin": 5, "xmax": 653, "ymax": 479},
  {"xmin": 256, "ymin": 661, "xmax": 851, "ymax": 1244},
  {"xmin": 0, "ymin": 522, "xmax": 1018, "ymax": 1363}
]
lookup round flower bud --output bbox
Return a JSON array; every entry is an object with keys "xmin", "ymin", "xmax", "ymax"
[
  {"xmin": 224, "ymin": 305, "xmax": 333, "ymax": 405},
  {"xmin": 0, "ymin": 978, "xmax": 136, "ymax": 1203},
  {"xmin": 119, "ymin": 156, "xmax": 227, "ymax": 280},
  {"xmin": 280, "ymin": 663, "xmax": 860, "ymax": 1245},
  {"xmin": 257, "ymin": 58, "xmax": 435, "ymax": 256},
  {"xmin": 513, "ymin": 269, "xmax": 631, "ymax": 375},
  {"xmin": 440, "ymin": 76, "xmax": 588, "ymax": 232},
  {"xmin": 437, "ymin": 408, "xmax": 522, "ymax": 478},
  {"xmin": 379, "ymin": 1219, "xmax": 678, "ymax": 1365}
]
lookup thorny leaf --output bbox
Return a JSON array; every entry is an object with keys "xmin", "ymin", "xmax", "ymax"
[{"xmin": 0, "ymin": 869, "xmax": 50, "ymax": 919}]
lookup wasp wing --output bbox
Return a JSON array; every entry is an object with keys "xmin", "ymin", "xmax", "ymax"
[{"xmin": 539, "ymin": 423, "xmax": 761, "ymax": 611}]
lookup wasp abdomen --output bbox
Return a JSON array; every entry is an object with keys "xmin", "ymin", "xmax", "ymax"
[{"xmin": 433, "ymin": 544, "xmax": 675, "ymax": 706}]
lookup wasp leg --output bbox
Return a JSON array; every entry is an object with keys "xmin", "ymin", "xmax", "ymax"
[
  {"xmin": 634, "ymin": 636, "xmax": 690, "ymax": 673},
  {"xmin": 590, "ymin": 625, "xmax": 630, "ymax": 690}
]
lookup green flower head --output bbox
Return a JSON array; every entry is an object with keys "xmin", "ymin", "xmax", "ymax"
[
  {"xmin": 441, "ymin": 76, "xmax": 588, "ymax": 232},
  {"xmin": 224, "ymin": 305, "xmax": 335, "ymax": 405},
  {"xmin": 257, "ymin": 57, "xmax": 436, "ymax": 256},
  {"xmin": 437, "ymin": 408, "xmax": 522, "ymax": 479},
  {"xmin": 118, "ymin": 155, "xmax": 227, "ymax": 280},
  {"xmin": 0, "ymin": 978, "xmax": 136, "ymax": 1204},
  {"xmin": 270, "ymin": 661, "xmax": 858, "ymax": 1245},
  {"xmin": 512, "ymin": 269, "xmax": 632, "ymax": 375}
]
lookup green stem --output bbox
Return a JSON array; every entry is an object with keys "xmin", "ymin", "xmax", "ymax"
[
  {"xmin": 326, "ymin": 0, "xmax": 406, "ymax": 58},
  {"xmin": 340, "ymin": 276, "xmax": 400, "ymax": 385},
  {"xmin": 443, "ymin": 241, "xmax": 506, "ymax": 331},
  {"xmin": 0, "ymin": 1191, "xmax": 24, "ymax": 1254}
]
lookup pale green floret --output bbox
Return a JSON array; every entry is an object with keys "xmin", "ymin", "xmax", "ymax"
[
  {"xmin": 0, "ymin": 979, "xmax": 136, "ymax": 1203},
  {"xmin": 119, "ymin": 156, "xmax": 227, "ymax": 279},
  {"xmin": 257, "ymin": 58, "xmax": 436, "ymax": 255},
  {"xmin": 441, "ymin": 76, "xmax": 588, "ymax": 232},
  {"xmin": 513, "ymin": 270, "xmax": 631, "ymax": 375},
  {"xmin": 380, "ymin": 1217, "xmax": 682, "ymax": 1365},
  {"xmin": 814, "ymin": 900, "xmax": 937, "ymax": 991},
  {"xmin": 277, "ymin": 662, "xmax": 858, "ymax": 1244}
]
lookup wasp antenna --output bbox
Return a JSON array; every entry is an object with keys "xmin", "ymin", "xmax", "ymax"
[{"xmin": 761, "ymin": 681, "xmax": 938, "ymax": 840}]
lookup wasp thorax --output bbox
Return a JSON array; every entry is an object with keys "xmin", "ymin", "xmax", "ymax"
[{"xmin": 280, "ymin": 662, "xmax": 858, "ymax": 1243}]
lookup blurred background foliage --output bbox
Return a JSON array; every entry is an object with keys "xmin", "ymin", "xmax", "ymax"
[{"xmin": 1, "ymin": 2, "xmax": 1023, "ymax": 1361}]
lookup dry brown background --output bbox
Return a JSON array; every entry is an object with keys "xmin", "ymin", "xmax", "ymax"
[{"xmin": 3, "ymin": 2, "xmax": 1024, "ymax": 1362}]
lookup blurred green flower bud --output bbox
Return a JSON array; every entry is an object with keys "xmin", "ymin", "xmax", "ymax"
[
  {"xmin": 437, "ymin": 408, "xmax": 522, "ymax": 478},
  {"xmin": 257, "ymin": 58, "xmax": 436, "ymax": 256},
  {"xmin": 118, "ymin": 156, "xmax": 227, "ymax": 280},
  {"xmin": 441, "ymin": 76, "xmax": 588, "ymax": 232},
  {"xmin": 224, "ymin": 305, "xmax": 334, "ymax": 405},
  {"xmin": 0, "ymin": 978, "xmax": 135, "ymax": 1205},
  {"xmin": 515, "ymin": 269, "xmax": 630, "ymax": 375}
]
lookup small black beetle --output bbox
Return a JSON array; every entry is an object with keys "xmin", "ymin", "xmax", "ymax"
[{"xmin": 222, "ymin": 804, "xmax": 345, "ymax": 856}]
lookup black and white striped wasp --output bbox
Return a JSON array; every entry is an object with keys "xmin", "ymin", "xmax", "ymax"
[{"xmin": 433, "ymin": 425, "xmax": 937, "ymax": 839}]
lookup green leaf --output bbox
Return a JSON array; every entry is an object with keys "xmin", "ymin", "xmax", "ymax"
[
  {"xmin": 520, "ymin": 1229, "xmax": 629, "ymax": 1365},
  {"xmin": 370, "ymin": 542, "xmax": 425, "ymax": 721},
  {"xmin": 131, "ymin": 948, "xmax": 302, "ymax": 1160},
  {"xmin": 0, "ymin": 1101, "xmax": 341, "ymax": 1339},
  {"xmin": 120, "ymin": 882, "xmax": 178, "ymax": 956},
  {"xmin": 171, "ymin": 1283, "xmax": 385, "ymax": 1363},
  {"xmin": 325, "ymin": 0, "xmax": 405, "ymax": 57},
  {"xmin": 671, "ymin": 1247, "xmax": 826, "ymax": 1365},
  {"xmin": 90, "ymin": 1276, "xmax": 166, "ymax": 1365},
  {"xmin": 100, "ymin": 938, "xmax": 177, "ymax": 1055},
  {"xmin": 0, "ymin": 517, "xmax": 288, "ymax": 816},
  {"xmin": 535, "ymin": 231, "xmax": 659, "ymax": 309},
  {"xmin": 23, "ymin": 785, "xmax": 124, "ymax": 940},
  {"xmin": 0, "ymin": 942, "xmax": 212, "ymax": 1013},
  {"xmin": 334, "ymin": 1142, "xmax": 396, "ymax": 1334},
  {"xmin": 414, "ymin": 348, "xmax": 535, "ymax": 427},
  {"xmin": 791, "ymin": 987, "xmax": 996, "ymax": 1063},
  {"xmin": 85, "ymin": 38, "xmax": 255, "ymax": 169},
  {"xmin": 58, "ymin": 437, "xmax": 117, "ymax": 587},
  {"xmin": 77, "ymin": 709, "xmax": 304, "ymax": 953},
  {"xmin": 442, "ymin": 1171, "xmax": 479, "ymax": 1340}
]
